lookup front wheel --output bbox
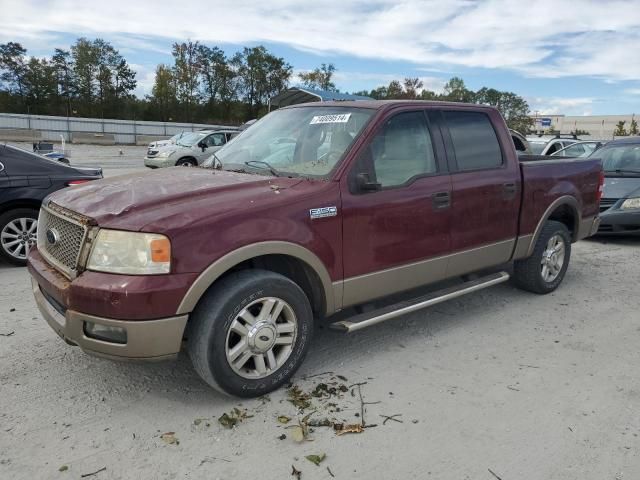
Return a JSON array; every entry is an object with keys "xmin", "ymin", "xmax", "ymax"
[
  {"xmin": 0, "ymin": 208, "xmax": 39, "ymax": 266},
  {"xmin": 513, "ymin": 220, "xmax": 571, "ymax": 294},
  {"xmin": 187, "ymin": 269, "xmax": 314, "ymax": 397},
  {"xmin": 176, "ymin": 158, "xmax": 197, "ymax": 167}
]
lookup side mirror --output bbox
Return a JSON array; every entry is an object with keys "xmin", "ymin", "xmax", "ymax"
[
  {"xmin": 356, "ymin": 172, "xmax": 381, "ymax": 192},
  {"xmin": 197, "ymin": 141, "xmax": 207, "ymax": 151}
]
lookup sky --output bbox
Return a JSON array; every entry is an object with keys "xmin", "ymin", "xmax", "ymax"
[{"xmin": 1, "ymin": 0, "xmax": 640, "ymax": 116}]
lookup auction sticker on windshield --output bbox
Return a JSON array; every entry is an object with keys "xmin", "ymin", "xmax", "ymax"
[{"xmin": 310, "ymin": 113, "xmax": 351, "ymax": 124}]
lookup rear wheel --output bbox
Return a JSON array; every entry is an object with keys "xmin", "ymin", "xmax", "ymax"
[
  {"xmin": 513, "ymin": 220, "xmax": 571, "ymax": 294},
  {"xmin": 176, "ymin": 158, "xmax": 197, "ymax": 167},
  {"xmin": 0, "ymin": 208, "xmax": 39, "ymax": 266},
  {"xmin": 188, "ymin": 269, "xmax": 314, "ymax": 397}
]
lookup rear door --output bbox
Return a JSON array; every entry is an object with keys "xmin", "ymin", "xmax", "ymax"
[
  {"xmin": 340, "ymin": 108, "xmax": 452, "ymax": 306},
  {"xmin": 439, "ymin": 108, "xmax": 520, "ymax": 276}
]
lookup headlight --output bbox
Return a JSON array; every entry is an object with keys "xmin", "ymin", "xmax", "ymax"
[
  {"xmin": 87, "ymin": 230, "xmax": 171, "ymax": 274},
  {"xmin": 157, "ymin": 150, "xmax": 175, "ymax": 158},
  {"xmin": 621, "ymin": 197, "xmax": 640, "ymax": 210}
]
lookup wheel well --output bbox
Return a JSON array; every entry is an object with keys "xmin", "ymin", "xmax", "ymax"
[
  {"xmin": 0, "ymin": 200, "xmax": 41, "ymax": 217},
  {"xmin": 548, "ymin": 204, "xmax": 578, "ymax": 241},
  {"xmin": 219, "ymin": 254, "xmax": 327, "ymax": 318},
  {"xmin": 176, "ymin": 157, "xmax": 197, "ymax": 165}
]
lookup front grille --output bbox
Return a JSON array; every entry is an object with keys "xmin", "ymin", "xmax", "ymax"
[
  {"xmin": 37, "ymin": 204, "xmax": 90, "ymax": 278},
  {"xmin": 599, "ymin": 198, "xmax": 618, "ymax": 213}
]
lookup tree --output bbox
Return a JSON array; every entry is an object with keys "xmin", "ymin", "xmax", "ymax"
[
  {"xmin": 298, "ymin": 63, "xmax": 336, "ymax": 91},
  {"xmin": 52, "ymin": 48, "xmax": 75, "ymax": 115},
  {"xmin": 196, "ymin": 45, "xmax": 229, "ymax": 112},
  {"xmin": 402, "ymin": 77, "xmax": 423, "ymax": 99},
  {"xmin": 614, "ymin": 121, "xmax": 628, "ymax": 136},
  {"xmin": 22, "ymin": 57, "xmax": 57, "ymax": 113},
  {"xmin": 629, "ymin": 117, "xmax": 638, "ymax": 136},
  {"xmin": 475, "ymin": 87, "xmax": 532, "ymax": 133},
  {"xmin": 149, "ymin": 65, "xmax": 176, "ymax": 121},
  {"xmin": 442, "ymin": 77, "xmax": 474, "ymax": 103},
  {"xmin": 172, "ymin": 41, "xmax": 201, "ymax": 122},
  {"xmin": 234, "ymin": 46, "xmax": 292, "ymax": 118},
  {"xmin": 0, "ymin": 42, "xmax": 27, "ymax": 104}
]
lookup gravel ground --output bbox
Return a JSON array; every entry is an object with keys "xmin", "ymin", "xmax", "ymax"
[{"xmin": 1, "ymin": 146, "xmax": 639, "ymax": 479}]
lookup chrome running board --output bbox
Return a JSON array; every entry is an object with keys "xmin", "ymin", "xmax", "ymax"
[{"xmin": 330, "ymin": 271, "xmax": 510, "ymax": 333}]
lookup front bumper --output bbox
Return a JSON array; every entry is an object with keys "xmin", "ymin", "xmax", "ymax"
[
  {"xmin": 597, "ymin": 209, "xmax": 640, "ymax": 235},
  {"xmin": 32, "ymin": 278, "xmax": 188, "ymax": 361},
  {"xmin": 144, "ymin": 156, "xmax": 172, "ymax": 168}
]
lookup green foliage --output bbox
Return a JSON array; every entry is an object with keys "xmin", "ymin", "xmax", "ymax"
[
  {"xmin": 614, "ymin": 121, "xmax": 628, "ymax": 136},
  {"xmin": 629, "ymin": 117, "xmax": 638, "ymax": 136},
  {"xmin": 1, "ymin": 39, "xmax": 533, "ymax": 127},
  {"xmin": 298, "ymin": 63, "xmax": 336, "ymax": 91}
]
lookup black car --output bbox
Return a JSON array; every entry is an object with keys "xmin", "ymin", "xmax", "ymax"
[
  {"xmin": 592, "ymin": 137, "xmax": 640, "ymax": 235},
  {"xmin": 0, "ymin": 144, "xmax": 102, "ymax": 266}
]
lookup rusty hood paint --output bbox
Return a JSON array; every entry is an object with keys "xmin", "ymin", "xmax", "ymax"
[{"xmin": 47, "ymin": 167, "xmax": 303, "ymax": 232}]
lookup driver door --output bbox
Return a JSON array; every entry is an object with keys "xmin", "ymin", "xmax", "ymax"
[{"xmin": 340, "ymin": 109, "xmax": 452, "ymax": 307}]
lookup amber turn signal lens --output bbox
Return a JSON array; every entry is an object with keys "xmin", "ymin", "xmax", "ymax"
[{"xmin": 150, "ymin": 238, "xmax": 171, "ymax": 263}]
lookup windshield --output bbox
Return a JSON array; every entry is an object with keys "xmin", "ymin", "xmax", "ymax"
[
  {"xmin": 203, "ymin": 106, "xmax": 374, "ymax": 177},
  {"xmin": 592, "ymin": 144, "xmax": 640, "ymax": 174},
  {"xmin": 176, "ymin": 132, "xmax": 206, "ymax": 147}
]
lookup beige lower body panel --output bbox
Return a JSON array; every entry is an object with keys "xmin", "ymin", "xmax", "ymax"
[
  {"xmin": 32, "ymin": 279, "xmax": 188, "ymax": 361},
  {"xmin": 339, "ymin": 239, "xmax": 515, "ymax": 308},
  {"xmin": 577, "ymin": 216, "xmax": 600, "ymax": 240}
]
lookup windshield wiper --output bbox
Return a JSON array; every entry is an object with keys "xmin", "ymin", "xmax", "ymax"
[
  {"xmin": 245, "ymin": 160, "xmax": 282, "ymax": 177},
  {"xmin": 604, "ymin": 169, "xmax": 640, "ymax": 175}
]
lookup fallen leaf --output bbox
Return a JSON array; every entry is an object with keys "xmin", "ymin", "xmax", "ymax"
[
  {"xmin": 291, "ymin": 465, "xmax": 302, "ymax": 479},
  {"xmin": 287, "ymin": 386, "xmax": 312, "ymax": 410},
  {"xmin": 305, "ymin": 454, "xmax": 326, "ymax": 466},
  {"xmin": 336, "ymin": 375, "xmax": 348, "ymax": 381},
  {"xmin": 160, "ymin": 432, "xmax": 179, "ymax": 445},
  {"xmin": 59, "ymin": 465, "xmax": 68, "ymax": 472},
  {"xmin": 218, "ymin": 413, "xmax": 237, "ymax": 429},
  {"xmin": 278, "ymin": 415, "xmax": 291, "ymax": 424},
  {"xmin": 278, "ymin": 434, "xmax": 287, "ymax": 440},
  {"xmin": 289, "ymin": 425, "xmax": 306, "ymax": 442}
]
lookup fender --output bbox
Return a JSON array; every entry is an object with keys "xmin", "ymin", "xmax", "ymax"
[
  {"xmin": 525, "ymin": 195, "xmax": 581, "ymax": 257},
  {"xmin": 176, "ymin": 241, "xmax": 337, "ymax": 316}
]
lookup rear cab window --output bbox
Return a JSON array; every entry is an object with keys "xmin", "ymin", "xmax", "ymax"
[{"xmin": 443, "ymin": 111, "xmax": 503, "ymax": 171}]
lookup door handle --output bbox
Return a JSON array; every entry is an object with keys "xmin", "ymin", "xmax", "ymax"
[
  {"xmin": 432, "ymin": 191, "xmax": 451, "ymax": 209},
  {"xmin": 503, "ymin": 182, "xmax": 517, "ymax": 198}
]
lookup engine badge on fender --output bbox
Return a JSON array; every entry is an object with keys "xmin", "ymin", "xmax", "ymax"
[{"xmin": 309, "ymin": 206, "xmax": 337, "ymax": 219}]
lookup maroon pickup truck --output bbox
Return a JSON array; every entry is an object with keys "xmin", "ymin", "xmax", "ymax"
[{"xmin": 27, "ymin": 101, "xmax": 603, "ymax": 397}]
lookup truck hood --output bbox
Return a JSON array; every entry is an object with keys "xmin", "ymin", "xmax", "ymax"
[
  {"xmin": 603, "ymin": 177, "xmax": 640, "ymax": 199},
  {"xmin": 48, "ymin": 167, "xmax": 301, "ymax": 231}
]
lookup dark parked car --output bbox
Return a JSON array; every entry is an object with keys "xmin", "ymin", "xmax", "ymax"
[
  {"xmin": 0, "ymin": 144, "xmax": 102, "ymax": 265},
  {"xmin": 593, "ymin": 137, "xmax": 640, "ymax": 235}
]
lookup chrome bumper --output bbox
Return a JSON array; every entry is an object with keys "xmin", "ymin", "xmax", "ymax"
[{"xmin": 32, "ymin": 279, "xmax": 188, "ymax": 361}]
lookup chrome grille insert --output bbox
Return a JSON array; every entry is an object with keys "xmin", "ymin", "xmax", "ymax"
[
  {"xmin": 37, "ymin": 204, "xmax": 90, "ymax": 279},
  {"xmin": 599, "ymin": 198, "xmax": 617, "ymax": 213}
]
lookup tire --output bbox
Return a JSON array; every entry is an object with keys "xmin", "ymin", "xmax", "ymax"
[
  {"xmin": 176, "ymin": 158, "xmax": 197, "ymax": 167},
  {"xmin": 513, "ymin": 220, "xmax": 571, "ymax": 294},
  {"xmin": 187, "ymin": 269, "xmax": 314, "ymax": 397},
  {"xmin": 0, "ymin": 208, "xmax": 39, "ymax": 266}
]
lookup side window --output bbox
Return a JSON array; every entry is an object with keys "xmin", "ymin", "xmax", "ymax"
[
  {"xmin": 207, "ymin": 133, "xmax": 226, "ymax": 147},
  {"xmin": 443, "ymin": 111, "xmax": 503, "ymax": 170},
  {"xmin": 359, "ymin": 111, "xmax": 437, "ymax": 188}
]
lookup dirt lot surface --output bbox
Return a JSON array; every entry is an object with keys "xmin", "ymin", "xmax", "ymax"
[{"xmin": 1, "ymin": 146, "xmax": 639, "ymax": 479}]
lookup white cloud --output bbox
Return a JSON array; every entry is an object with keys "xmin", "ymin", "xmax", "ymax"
[
  {"xmin": 626, "ymin": 89, "xmax": 640, "ymax": 96},
  {"xmin": 528, "ymin": 97, "xmax": 596, "ymax": 116},
  {"xmin": 1, "ymin": 0, "xmax": 639, "ymax": 81}
]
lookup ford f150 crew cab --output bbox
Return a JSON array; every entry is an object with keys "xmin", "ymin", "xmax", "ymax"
[{"xmin": 27, "ymin": 101, "xmax": 603, "ymax": 397}]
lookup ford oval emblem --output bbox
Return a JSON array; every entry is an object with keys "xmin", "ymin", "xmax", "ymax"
[{"xmin": 46, "ymin": 228, "xmax": 59, "ymax": 246}]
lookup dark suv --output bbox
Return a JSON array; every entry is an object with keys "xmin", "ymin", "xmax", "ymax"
[{"xmin": 0, "ymin": 144, "xmax": 102, "ymax": 265}]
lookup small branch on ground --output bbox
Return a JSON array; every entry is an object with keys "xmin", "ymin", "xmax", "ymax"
[
  {"xmin": 488, "ymin": 468, "xmax": 503, "ymax": 480},
  {"xmin": 380, "ymin": 414, "xmax": 403, "ymax": 425},
  {"xmin": 80, "ymin": 467, "xmax": 106, "ymax": 478}
]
